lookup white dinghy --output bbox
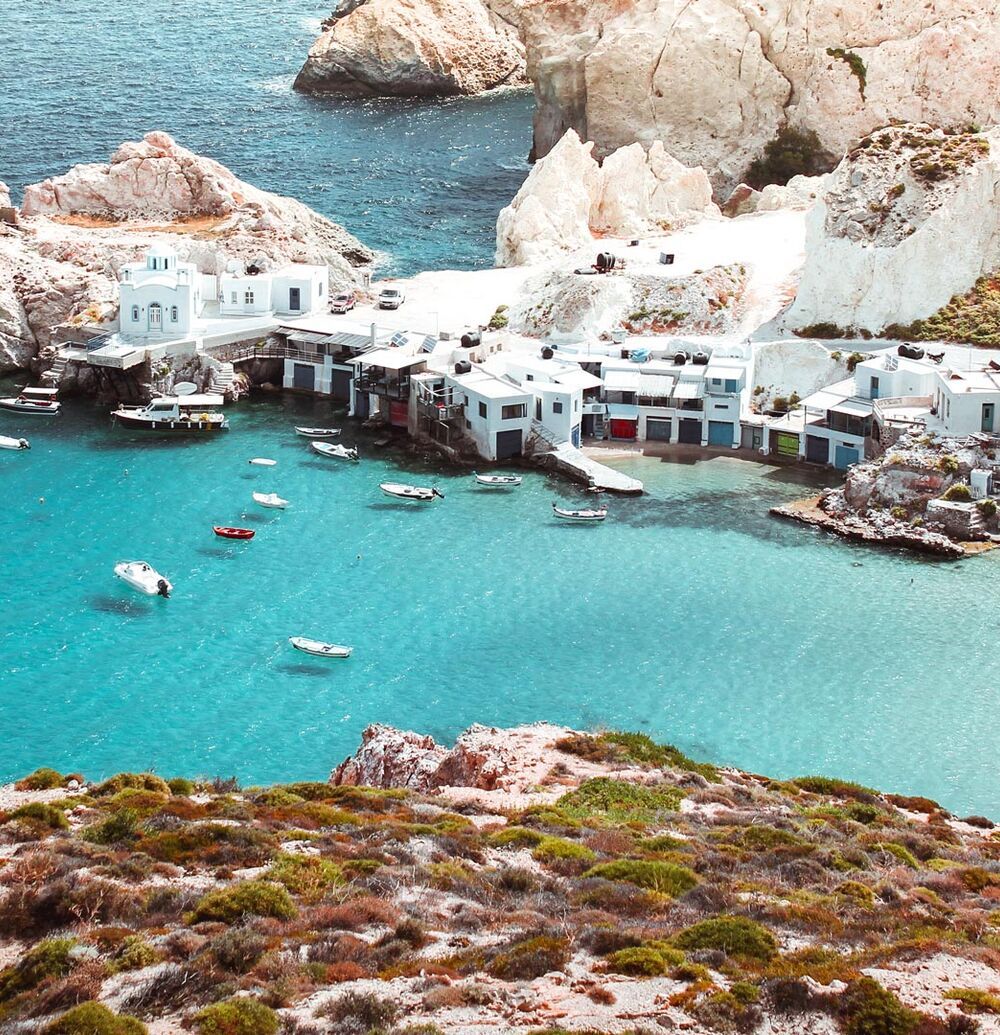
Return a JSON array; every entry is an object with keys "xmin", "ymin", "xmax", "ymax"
[
  {"xmin": 295, "ymin": 426, "xmax": 341, "ymax": 438},
  {"xmin": 290, "ymin": 637, "xmax": 353, "ymax": 659},
  {"xmin": 0, "ymin": 386, "xmax": 61, "ymax": 416},
  {"xmin": 249, "ymin": 458, "xmax": 277, "ymax": 467},
  {"xmin": 473, "ymin": 471, "xmax": 522, "ymax": 488},
  {"xmin": 0, "ymin": 436, "xmax": 30, "ymax": 450},
  {"xmin": 379, "ymin": 482, "xmax": 443, "ymax": 502},
  {"xmin": 253, "ymin": 491, "xmax": 288, "ymax": 509},
  {"xmin": 552, "ymin": 502, "xmax": 607, "ymax": 522},
  {"xmin": 114, "ymin": 561, "xmax": 173, "ymax": 597},
  {"xmin": 312, "ymin": 442, "xmax": 359, "ymax": 462}
]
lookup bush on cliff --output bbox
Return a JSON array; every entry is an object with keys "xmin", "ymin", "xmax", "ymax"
[
  {"xmin": 187, "ymin": 880, "xmax": 296, "ymax": 924},
  {"xmin": 266, "ymin": 854, "xmax": 342, "ymax": 900},
  {"xmin": 0, "ymin": 937, "xmax": 77, "ymax": 1003},
  {"xmin": 840, "ymin": 977, "xmax": 918, "ymax": 1035},
  {"xmin": 194, "ymin": 997, "xmax": 278, "ymax": 1035},
  {"xmin": 16, "ymin": 767, "xmax": 66, "ymax": 791},
  {"xmin": 558, "ymin": 778, "xmax": 682, "ymax": 824},
  {"xmin": 674, "ymin": 916, "xmax": 777, "ymax": 961},
  {"xmin": 487, "ymin": 935, "xmax": 570, "ymax": 980},
  {"xmin": 605, "ymin": 943, "xmax": 685, "ymax": 976},
  {"xmin": 746, "ymin": 127, "xmax": 837, "ymax": 189},
  {"xmin": 9, "ymin": 802, "xmax": 69, "ymax": 830},
  {"xmin": 42, "ymin": 1003, "xmax": 147, "ymax": 1035},
  {"xmin": 93, "ymin": 773, "xmax": 170, "ymax": 797}
]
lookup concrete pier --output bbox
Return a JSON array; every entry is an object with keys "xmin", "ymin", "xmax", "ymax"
[{"xmin": 542, "ymin": 442, "xmax": 643, "ymax": 495}]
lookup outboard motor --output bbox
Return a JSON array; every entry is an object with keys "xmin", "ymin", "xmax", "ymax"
[
  {"xmin": 19, "ymin": 439, "xmax": 29, "ymax": 450},
  {"xmin": 157, "ymin": 579, "xmax": 170, "ymax": 598}
]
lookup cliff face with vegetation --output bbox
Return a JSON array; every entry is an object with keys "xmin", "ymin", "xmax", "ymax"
[{"xmin": 3, "ymin": 723, "xmax": 1000, "ymax": 1035}]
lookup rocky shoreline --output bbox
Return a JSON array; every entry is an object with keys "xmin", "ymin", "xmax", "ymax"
[{"xmin": 2, "ymin": 722, "xmax": 1000, "ymax": 1034}]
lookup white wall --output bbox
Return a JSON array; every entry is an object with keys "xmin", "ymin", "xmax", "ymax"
[{"xmin": 220, "ymin": 275, "xmax": 273, "ymax": 316}]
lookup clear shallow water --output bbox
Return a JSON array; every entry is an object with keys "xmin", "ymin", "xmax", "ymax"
[
  {"xmin": 0, "ymin": 0, "xmax": 532, "ymax": 275},
  {"xmin": 3, "ymin": 394, "xmax": 1000, "ymax": 816}
]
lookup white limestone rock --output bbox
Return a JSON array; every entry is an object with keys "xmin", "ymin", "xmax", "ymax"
[
  {"xmin": 294, "ymin": 0, "xmax": 527, "ymax": 96},
  {"xmin": 0, "ymin": 183, "xmax": 10, "ymax": 210},
  {"xmin": 751, "ymin": 339, "xmax": 849, "ymax": 410},
  {"xmin": 496, "ymin": 130, "xmax": 718, "ymax": 267},
  {"xmin": 522, "ymin": 0, "xmax": 1000, "ymax": 191},
  {"xmin": 785, "ymin": 124, "xmax": 1000, "ymax": 334}
]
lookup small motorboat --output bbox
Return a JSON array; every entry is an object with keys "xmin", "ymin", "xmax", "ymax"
[
  {"xmin": 0, "ymin": 386, "xmax": 61, "ymax": 416},
  {"xmin": 473, "ymin": 471, "xmax": 522, "ymax": 488},
  {"xmin": 112, "ymin": 395, "xmax": 227, "ymax": 433},
  {"xmin": 290, "ymin": 637, "xmax": 353, "ymax": 659},
  {"xmin": 114, "ymin": 561, "xmax": 173, "ymax": 597},
  {"xmin": 379, "ymin": 482, "xmax": 443, "ymax": 502},
  {"xmin": 552, "ymin": 502, "xmax": 608, "ymax": 522},
  {"xmin": 312, "ymin": 442, "xmax": 359, "ymax": 462},
  {"xmin": 253, "ymin": 492, "xmax": 288, "ymax": 509},
  {"xmin": 295, "ymin": 426, "xmax": 341, "ymax": 438},
  {"xmin": 213, "ymin": 526, "xmax": 255, "ymax": 540},
  {"xmin": 249, "ymin": 458, "xmax": 277, "ymax": 467},
  {"xmin": 0, "ymin": 436, "xmax": 30, "ymax": 450}
]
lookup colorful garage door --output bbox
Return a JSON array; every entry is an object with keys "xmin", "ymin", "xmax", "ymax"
[
  {"xmin": 646, "ymin": 418, "xmax": 672, "ymax": 442},
  {"xmin": 389, "ymin": 400, "xmax": 408, "ymax": 427},
  {"xmin": 834, "ymin": 444, "xmax": 861, "ymax": 470},
  {"xmin": 775, "ymin": 432, "xmax": 799, "ymax": 457},
  {"xmin": 609, "ymin": 418, "xmax": 637, "ymax": 440},
  {"xmin": 678, "ymin": 419, "xmax": 701, "ymax": 444},
  {"xmin": 708, "ymin": 421, "xmax": 734, "ymax": 446}
]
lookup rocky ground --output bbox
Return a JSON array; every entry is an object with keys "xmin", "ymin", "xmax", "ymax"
[
  {"xmin": 0, "ymin": 132, "xmax": 372, "ymax": 375},
  {"xmin": 3, "ymin": 723, "xmax": 1000, "ymax": 1034}
]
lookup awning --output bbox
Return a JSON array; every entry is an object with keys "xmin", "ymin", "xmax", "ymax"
[
  {"xmin": 637, "ymin": 374, "xmax": 676, "ymax": 399},
  {"xmin": 705, "ymin": 365, "xmax": 744, "ymax": 381},
  {"xmin": 832, "ymin": 398, "xmax": 874, "ymax": 418},
  {"xmin": 672, "ymin": 380, "xmax": 705, "ymax": 400},
  {"xmin": 603, "ymin": 369, "xmax": 641, "ymax": 392},
  {"xmin": 554, "ymin": 367, "xmax": 603, "ymax": 390},
  {"xmin": 357, "ymin": 348, "xmax": 428, "ymax": 371}
]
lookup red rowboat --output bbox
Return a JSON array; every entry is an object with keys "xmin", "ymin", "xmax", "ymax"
[{"xmin": 213, "ymin": 526, "xmax": 255, "ymax": 540}]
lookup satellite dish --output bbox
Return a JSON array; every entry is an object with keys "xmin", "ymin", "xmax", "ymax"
[{"xmin": 174, "ymin": 382, "xmax": 198, "ymax": 396}]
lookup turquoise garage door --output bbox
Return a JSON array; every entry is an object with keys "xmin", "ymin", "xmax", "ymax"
[
  {"xmin": 708, "ymin": 421, "xmax": 734, "ymax": 446},
  {"xmin": 834, "ymin": 445, "xmax": 860, "ymax": 470}
]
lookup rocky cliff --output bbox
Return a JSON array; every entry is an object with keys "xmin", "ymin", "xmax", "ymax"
[
  {"xmin": 784, "ymin": 124, "xmax": 1000, "ymax": 334},
  {"xmin": 0, "ymin": 132, "xmax": 372, "ymax": 374},
  {"xmin": 522, "ymin": 0, "xmax": 1000, "ymax": 191},
  {"xmin": 294, "ymin": 0, "xmax": 527, "ymax": 96}
]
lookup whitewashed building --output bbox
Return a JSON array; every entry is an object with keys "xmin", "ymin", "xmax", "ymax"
[
  {"xmin": 447, "ymin": 370, "xmax": 533, "ymax": 461},
  {"xmin": 118, "ymin": 244, "xmax": 211, "ymax": 336},
  {"xmin": 220, "ymin": 265, "xmax": 327, "ymax": 318}
]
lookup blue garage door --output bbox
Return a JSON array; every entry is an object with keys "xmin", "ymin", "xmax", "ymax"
[
  {"xmin": 834, "ymin": 445, "xmax": 860, "ymax": 470},
  {"xmin": 708, "ymin": 421, "xmax": 734, "ymax": 446}
]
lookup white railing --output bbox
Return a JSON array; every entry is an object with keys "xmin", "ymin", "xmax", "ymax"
[{"xmin": 873, "ymin": 395, "xmax": 932, "ymax": 425}]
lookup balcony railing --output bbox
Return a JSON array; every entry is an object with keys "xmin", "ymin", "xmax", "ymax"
[
  {"xmin": 355, "ymin": 372, "xmax": 411, "ymax": 400},
  {"xmin": 582, "ymin": 401, "xmax": 606, "ymax": 415},
  {"xmin": 204, "ymin": 341, "xmax": 325, "ymax": 365},
  {"xmin": 873, "ymin": 395, "xmax": 933, "ymax": 427},
  {"xmin": 418, "ymin": 398, "xmax": 464, "ymax": 422}
]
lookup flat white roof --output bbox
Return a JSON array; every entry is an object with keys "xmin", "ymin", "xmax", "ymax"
[
  {"xmin": 358, "ymin": 348, "xmax": 426, "ymax": 371},
  {"xmin": 603, "ymin": 369, "xmax": 642, "ymax": 392},
  {"xmin": 451, "ymin": 371, "xmax": 530, "ymax": 400},
  {"xmin": 705, "ymin": 365, "xmax": 745, "ymax": 380},
  {"xmin": 153, "ymin": 394, "xmax": 224, "ymax": 406},
  {"xmin": 554, "ymin": 367, "xmax": 603, "ymax": 390},
  {"xmin": 672, "ymin": 381, "xmax": 705, "ymax": 400}
]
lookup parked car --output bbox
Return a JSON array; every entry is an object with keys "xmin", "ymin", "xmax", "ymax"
[
  {"xmin": 378, "ymin": 286, "xmax": 405, "ymax": 310},
  {"xmin": 330, "ymin": 290, "xmax": 356, "ymax": 313}
]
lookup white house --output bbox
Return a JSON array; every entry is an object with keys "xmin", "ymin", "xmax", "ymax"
[
  {"xmin": 930, "ymin": 368, "xmax": 1000, "ymax": 436},
  {"xmin": 446, "ymin": 370, "xmax": 533, "ymax": 461},
  {"xmin": 118, "ymin": 244, "xmax": 210, "ymax": 336},
  {"xmin": 220, "ymin": 265, "xmax": 327, "ymax": 318}
]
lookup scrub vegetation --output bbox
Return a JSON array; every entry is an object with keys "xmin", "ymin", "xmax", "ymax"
[{"xmin": 0, "ymin": 744, "xmax": 998, "ymax": 1033}]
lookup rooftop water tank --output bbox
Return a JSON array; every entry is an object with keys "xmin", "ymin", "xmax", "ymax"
[
  {"xmin": 460, "ymin": 330, "xmax": 481, "ymax": 349},
  {"xmin": 454, "ymin": 360, "xmax": 472, "ymax": 375}
]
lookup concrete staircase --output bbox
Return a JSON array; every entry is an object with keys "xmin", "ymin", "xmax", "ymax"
[
  {"xmin": 42, "ymin": 356, "xmax": 68, "ymax": 385},
  {"xmin": 209, "ymin": 362, "xmax": 235, "ymax": 396}
]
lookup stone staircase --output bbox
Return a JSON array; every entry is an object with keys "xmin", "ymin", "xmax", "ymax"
[
  {"xmin": 41, "ymin": 356, "xmax": 68, "ymax": 385},
  {"xmin": 209, "ymin": 362, "xmax": 235, "ymax": 396}
]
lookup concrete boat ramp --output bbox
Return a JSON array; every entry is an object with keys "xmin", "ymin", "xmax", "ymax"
[{"xmin": 544, "ymin": 441, "xmax": 644, "ymax": 495}]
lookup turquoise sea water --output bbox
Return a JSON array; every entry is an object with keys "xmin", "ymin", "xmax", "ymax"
[
  {"xmin": 0, "ymin": 0, "xmax": 533, "ymax": 276},
  {"xmin": 3, "ymin": 393, "xmax": 1000, "ymax": 816}
]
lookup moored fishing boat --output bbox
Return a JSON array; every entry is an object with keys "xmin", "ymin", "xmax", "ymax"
[
  {"xmin": 552, "ymin": 502, "xmax": 608, "ymax": 522},
  {"xmin": 295, "ymin": 426, "xmax": 340, "ymax": 438},
  {"xmin": 253, "ymin": 491, "xmax": 288, "ymax": 509},
  {"xmin": 213, "ymin": 526, "xmax": 255, "ymax": 540},
  {"xmin": 290, "ymin": 637, "xmax": 353, "ymax": 658},
  {"xmin": 0, "ymin": 436, "xmax": 30, "ymax": 450},
  {"xmin": 112, "ymin": 395, "xmax": 228, "ymax": 433},
  {"xmin": 114, "ymin": 561, "xmax": 172, "ymax": 597},
  {"xmin": 0, "ymin": 386, "xmax": 61, "ymax": 416},
  {"xmin": 249, "ymin": 458, "xmax": 276, "ymax": 467},
  {"xmin": 473, "ymin": 472, "xmax": 522, "ymax": 488},
  {"xmin": 312, "ymin": 442, "xmax": 359, "ymax": 462},
  {"xmin": 379, "ymin": 482, "xmax": 443, "ymax": 502}
]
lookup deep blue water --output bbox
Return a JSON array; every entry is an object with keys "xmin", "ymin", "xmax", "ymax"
[
  {"xmin": 3, "ymin": 394, "xmax": 1000, "ymax": 816},
  {"xmin": 0, "ymin": 0, "xmax": 532, "ymax": 275}
]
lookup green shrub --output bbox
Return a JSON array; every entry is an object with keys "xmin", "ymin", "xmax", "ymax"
[
  {"xmin": 488, "ymin": 304, "xmax": 509, "ymax": 330},
  {"xmin": 489, "ymin": 826, "xmax": 545, "ymax": 847},
  {"xmin": 827, "ymin": 48, "xmax": 867, "ymax": 97},
  {"xmin": 597, "ymin": 732, "xmax": 718, "ymax": 780},
  {"xmin": 487, "ymin": 935, "xmax": 570, "ymax": 980},
  {"xmin": 9, "ymin": 801, "xmax": 69, "ymax": 830},
  {"xmin": 944, "ymin": 987, "xmax": 1000, "ymax": 1014},
  {"xmin": 316, "ymin": 991, "xmax": 397, "ymax": 1030},
  {"xmin": 605, "ymin": 943, "xmax": 685, "ymax": 976},
  {"xmin": 42, "ymin": 1003, "xmax": 147, "ymax": 1035},
  {"xmin": 111, "ymin": 935, "xmax": 161, "ymax": 972},
  {"xmin": 16, "ymin": 767, "xmax": 65, "ymax": 791},
  {"xmin": 93, "ymin": 773, "xmax": 170, "ymax": 796},
  {"xmin": 532, "ymin": 836, "xmax": 596, "ymax": 865},
  {"xmin": 773, "ymin": 396, "xmax": 789, "ymax": 413},
  {"xmin": 791, "ymin": 775, "xmax": 877, "ymax": 801},
  {"xmin": 265, "ymin": 853, "xmax": 342, "ymax": 900},
  {"xmin": 83, "ymin": 808, "xmax": 140, "ymax": 845},
  {"xmin": 558, "ymin": 778, "xmax": 682, "ymax": 824},
  {"xmin": 874, "ymin": 842, "xmax": 920, "ymax": 869},
  {"xmin": 691, "ymin": 990, "xmax": 762, "ymax": 1032},
  {"xmin": 194, "ymin": 997, "xmax": 279, "ymax": 1035},
  {"xmin": 977, "ymin": 499, "xmax": 997, "ymax": 518},
  {"xmin": 841, "ymin": 977, "xmax": 918, "ymax": 1035},
  {"xmin": 938, "ymin": 455, "xmax": 960, "ymax": 474},
  {"xmin": 674, "ymin": 916, "xmax": 777, "ymax": 961},
  {"xmin": 584, "ymin": 859, "xmax": 698, "ymax": 896},
  {"xmin": 167, "ymin": 777, "xmax": 195, "ymax": 796},
  {"xmin": 187, "ymin": 880, "xmax": 297, "ymax": 924},
  {"xmin": 797, "ymin": 322, "xmax": 848, "ymax": 340},
  {"xmin": 943, "ymin": 483, "xmax": 972, "ymax": 501},
  {"xmin": 746, "ymin": 127, "xmax": 837, "ymax": 189},
  {"xmin": 0, "ymin": 937, "xmax": 76, "ymax": 1002}
]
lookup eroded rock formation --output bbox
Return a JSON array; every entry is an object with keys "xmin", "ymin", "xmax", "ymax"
[
  {"xmin": 496, "ymin": 129, "xmax": 718, "ymax": 266},
  {"xmin": 0, "ymin": 133, "xmax": 372, "ymax": 373},
  {"xmin": 784, "ymin": 124, "xmax": 1000, "ymax": 334},
  {"xmin": 294, "ymin": 0, "xmax": 527, "ymax": 96}
]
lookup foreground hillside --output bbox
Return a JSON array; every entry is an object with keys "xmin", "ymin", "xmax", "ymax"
[{"xmin": 1, "ymin": 723, "xmax": 999, "ymax": 1034}]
